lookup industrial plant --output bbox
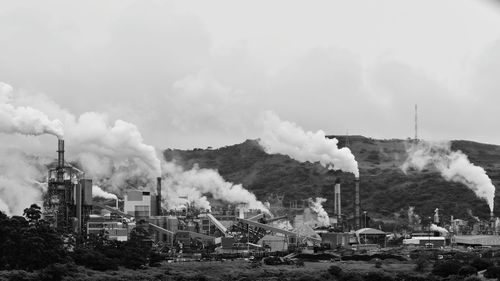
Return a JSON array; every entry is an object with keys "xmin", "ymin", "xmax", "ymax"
[{"xmin": 37, "ymin": 138, "xmax": 500, "ymax": 264}]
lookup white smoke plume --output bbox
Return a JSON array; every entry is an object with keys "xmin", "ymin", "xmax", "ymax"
[
  {"xmin": 66, "ymin": 112, "xmax": 162, "ymax": 193},
  {"xmin": 402, "ymin": 141, "xmax": 495, "ymax": 212},
  {"xmin": 259, "ymin": 111, "xmax": 359, "ymax": 177},
  {"xmin": 0, "ymin": 82, "xmax": 163, "ymax": 214},
  {"xmin": 307, "ymin": 197, "xmax": 330, "ymax": 226},
  {"xmin": 161, "ymin": 162, "xmax": 269, "ymax": 212},
  {"xmin": 430, "ymin": 223, "xmax": 449, "ymax": 236},
  {"xmin": 92, "ymin": 185, "xmax": 118, "ymax": 200},
  {"xmin": 0, "ymin": 149, "xmax": 48, "ymax": 216},
  {"xmin": 0, "ymin": 82, "xmax": 63, "ymax": 138},
  {"xmin": 408, "ymin": 206, "xmax": 421, "ymax": 225},
  {"xmin": 0, "ymin": 198, "xmax": 10, "ymax": 216},
  {"xmin": 271, "ymin": 220, "xmax": 294, "ymax": 231}
]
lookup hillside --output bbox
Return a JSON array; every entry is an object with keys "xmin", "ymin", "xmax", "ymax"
[{"xmin": 163, "ymin": 137, "xmax": 500, "ymax": 223}]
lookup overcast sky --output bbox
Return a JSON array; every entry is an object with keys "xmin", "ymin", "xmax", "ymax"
[{"xmin": 1, "ymin": 0, "xmax": 500, "ymax": 149}]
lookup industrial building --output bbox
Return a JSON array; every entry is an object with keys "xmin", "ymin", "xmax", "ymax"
[
  {"xmin": 39, "ymin": 141, "xmax": 370, "ymax": 257},
  {"xmin": 43, "ymin": 139, "xmax": 93, "ymax": 234},
  {"xmin": 43, "ymin": 138, "xmax": 499, "ymax": 258}
]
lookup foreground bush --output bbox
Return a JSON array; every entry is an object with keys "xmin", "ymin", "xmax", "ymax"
[
  {"xmin": 469, "ymin": 258, "xmax": 492, "ymax": 271},
  {"xmin": 484, "ymin": 266, "xmax": 500, "ymax": 279},
  {"xmin": 458, "ymin": 265, "xmax": 477, "ymax": 277},
  {"xmin": 328, "ymin": 265, "xmax": 343, "ymax": 277},
  {"xmin": 72, "ymin": 248, "xmax": 118, "ymax": 271},
  {"xmin": 365, "ymin": 271, "xmax": 394, "ymax": 281},
  {"xmin": 432, "ymin": 260, "xmax": 462, "ymax": 277}
]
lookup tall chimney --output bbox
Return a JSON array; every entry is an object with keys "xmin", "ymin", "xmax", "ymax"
[
  {"xmin": 354, "ymin": 177, "xmax": 360, "ymax": 229},
  {"xmin": 57, "ymin": 139, "xmax": 65, "ymax": 182},
  {"xmin": 157, "ymin": 177, "xmax": 162, "ymax": 216},
  {"xmin": 76, "ymin": 182, "xmax": 82, "ymax": 234},
  {"xmin": 334, "ymin": 178, "xmax": 341, "ymax": 222}
]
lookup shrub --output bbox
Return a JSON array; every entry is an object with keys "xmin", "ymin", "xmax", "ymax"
[
  {"xmin": 148, "ymin": 251, "xmax": 163, "ymax": 267},
  {"xmin": 6, "ymin": 270, "xmax": 38, "ymax": 281},
  {"xmin": 445, "ymin": 275, "xmax": 465, "ymax": 281},
  {"xmin": 72, "ymin": 248, "xmax": 118, "ymax": 271},
  {"xmin": 458, "ymin": 265, "xmax": 477, "ymax": 276},
  {"xmin": 463, "ymin": 276, "xmax": 482, "ymax": 281},
  {"xmin": 38, "ymin": 263, "xmax": 76, "ymax": 281},
  {"xmin": 339, "ymin": 272, "xmax": 364, "ymax": 281},
  {"xmin": 469, "ymin": 258, "xmax": 492, "ymax": 271},
  {"xmin": 328, "ymin": 265, "xmax": 343, "ymax": 277},
  {"xmin": 484, "ymin": 266, "xmax": 500, "ymax": 279},
  {"xmin": 415, "ymin": 257, "xmax": 428, "ymax": 272},
  {"xmin": 394, "ymin": 273, "xmax": 429, "ymax": 281},
  {"xmin": 432, "ymin": 260, "xmax": 462, "ymax": 277},
  {"xmin": 365, "ymin": 271, "xmax": 394, "ymax": 281}
]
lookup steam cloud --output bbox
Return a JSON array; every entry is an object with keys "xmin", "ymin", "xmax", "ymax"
[
  {"xmin": 307, "ymin": 197, "xmax": 330, "ymax": 226},
  {"xmin": 92, "ymin": 185, "xmax": 118, "ymax": 200},
  {"xmin": 0, "ymin": 82, "xmax": 162, "ymax": 214},
  {"xmin": 407, "ymin": 206, "xmax": 421, "ymax": 225},
  {"xmin": 430, "ymin": 223, "xmax": 449, "ymax": 235},
  {"xmin": 67, "ymin": 112, "xmax": 162, "ymax": 193},
  {"xmin": 402, "ymin": 141, "xmax": 495, "ymax": 212},
  {"xmin": 259, "ymin": 111, "xmax": 359, "ymax": 177},
  {"xmin": 162, "ymin": 162, "xmax": 268, "ymax": 212},
  {"xmin": 0, "ymin": 149, "xmax": 47, "ymax": 215},
  {"xmin": 0, "ymin": 82, "xmax": 63, "ymax": 138}
]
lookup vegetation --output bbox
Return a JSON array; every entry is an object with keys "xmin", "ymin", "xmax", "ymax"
[
  {"xmin": 164, "ymin": 137, "xmax": 500, "ymax": 223},
  {"xmin": 0, "ymin": 204, "xmax": 156, "ymax": 279}
]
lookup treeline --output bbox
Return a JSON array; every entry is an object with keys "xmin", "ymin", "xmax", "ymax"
[{"xmin": 0, "ymin": 204, "xmax": 162, "ymax": 280}]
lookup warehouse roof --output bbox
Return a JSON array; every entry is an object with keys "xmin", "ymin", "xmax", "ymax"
[
  {"xmin": 454, "ymin": 235, "xmax": 500, "ymax": 246},
  {"xmin": 355, "ymin": 228, "xmax": 386, "ymax": 235}
]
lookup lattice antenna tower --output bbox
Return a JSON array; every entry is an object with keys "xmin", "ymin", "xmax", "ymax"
[
  {"xmin": 345, "ymin": 130, "xmax": 350, "ymax": 148},
  {"xmin": 414, "ymin": 104, "xmax": 418, "ymax": 141}
]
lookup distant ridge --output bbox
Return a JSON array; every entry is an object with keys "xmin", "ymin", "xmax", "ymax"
[{"xmin": 163, "ymin": 136, "xmax": 500, "ymax": 224}]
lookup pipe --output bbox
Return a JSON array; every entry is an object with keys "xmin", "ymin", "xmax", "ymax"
[{"xmin": 355, "ymin": 177, "xmax": 360, "ymax": 229}]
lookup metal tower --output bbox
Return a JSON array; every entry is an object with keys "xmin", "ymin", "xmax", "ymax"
[{"xmin": 414, "ymin": 104, "xmax": 418, "ymax": 141}]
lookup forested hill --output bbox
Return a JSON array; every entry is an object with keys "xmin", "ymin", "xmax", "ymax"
[{"xmin": 163, "ymin": 136, "xmax": 500, "ymax": 222}]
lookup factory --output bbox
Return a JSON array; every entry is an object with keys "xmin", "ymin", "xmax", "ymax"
[
  {"xmin": 41, "ymin": 139, "xmax": 376, "ymax": 256},
  {"xmin": 41, "ymin": 139, "xmax": 500, "ymax": 259}
]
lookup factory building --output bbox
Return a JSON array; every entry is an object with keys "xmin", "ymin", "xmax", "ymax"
[
  {"xmin": 124, "ymin": 190, "xmax": 156, "ymax": 218},
  {"xmin": 87, "ymin": 217, "xmax": 130, "ymax": 241},
  {"xmin": 43, "ymin": 140, "xmax": 93, "ymax": 234},
  {"xmin": 453, "ymin": 235, "xmax": 500, "ymax": 247}
]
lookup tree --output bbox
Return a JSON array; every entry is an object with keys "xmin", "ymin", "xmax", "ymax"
[
  {"xmin": 0, "ymin": 210, "xmax": 66, "ymax": 270},
  {"xmin": 23, "ymin": 204, "xmax": 41, "ymax": 223}
]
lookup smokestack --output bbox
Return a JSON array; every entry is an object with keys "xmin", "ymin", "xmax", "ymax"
[
  {"xmin": 57, "ymin": 139, "xmax": 65, "ymax": 182},
  {"xmin": 334, "ymin": 178, "xmax": 341, "ymax": 222},
  {"xmin": 157, "ymin": 177, "xmax": 162, "ymax": 216},
  {"xmin": 76, "ymin": 182, "xmax": 82, "ymax": 234},
  {"xmin": 355, "ymin": 177, "xmax": 360, "ymax": 229}
]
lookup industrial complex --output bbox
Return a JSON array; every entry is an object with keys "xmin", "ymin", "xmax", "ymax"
[{"xmin": 41, "ymin": 139, "xmax": 500, "ymax": 262}]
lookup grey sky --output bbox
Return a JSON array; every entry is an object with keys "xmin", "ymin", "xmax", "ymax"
[{"xmin": 1, "ymin": 0, "xmax": 500, "ymax": 149}]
